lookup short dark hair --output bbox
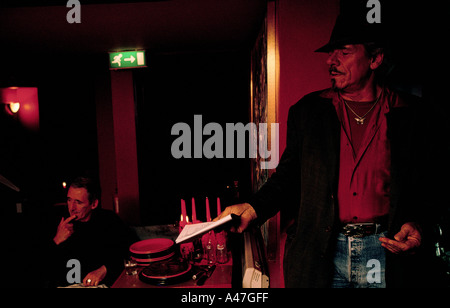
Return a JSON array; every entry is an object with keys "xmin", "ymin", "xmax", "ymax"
[{"xmin": 69, "ymin": 176, "xmax": 101, "ymax": 204}]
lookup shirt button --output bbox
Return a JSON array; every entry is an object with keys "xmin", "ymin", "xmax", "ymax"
[{"xmin": 353, "ymin": 192, "xmax": 357, "ymax": 196}]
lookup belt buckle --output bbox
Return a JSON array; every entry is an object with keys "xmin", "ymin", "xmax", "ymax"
[{"xmin": 343, "ymin": 223, "xmax": 375, "ymax": 238}]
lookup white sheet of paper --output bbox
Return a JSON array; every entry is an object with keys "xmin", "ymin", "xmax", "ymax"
[{"xmin": 175, "ymin": 214, "xmax": 234, "ymax": 244}]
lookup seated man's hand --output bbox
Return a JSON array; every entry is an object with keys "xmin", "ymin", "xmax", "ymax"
[
  {"xmin": 53, "ymin": 215, "xmax": 77, "ymax": 245},
  {"xmin": 213, "ymin": 203, "xmax": 257, "ymax": 233},
  {"xmin": 83, "ymin": 265, "xmax": 107, "ymax": 286}
]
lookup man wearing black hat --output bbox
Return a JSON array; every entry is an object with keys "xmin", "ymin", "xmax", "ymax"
[{"xmin": 216, "ymin": 4, "xmax": 446, "ymax": 288}]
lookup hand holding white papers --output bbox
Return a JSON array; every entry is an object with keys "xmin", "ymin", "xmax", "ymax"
[{"xmin": 176, "ymin": 214, "xmax": 239, "ymax": 244}]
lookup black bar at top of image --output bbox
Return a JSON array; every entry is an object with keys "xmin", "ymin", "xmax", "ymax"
[{"xmin": 0, "ymin": 0, "xmax": 170, "ymax": 8}]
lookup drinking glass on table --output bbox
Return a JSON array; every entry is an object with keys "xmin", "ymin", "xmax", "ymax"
[{"xmin": 124, "ymin": 257, "xmax": 138, "ymax": 275}]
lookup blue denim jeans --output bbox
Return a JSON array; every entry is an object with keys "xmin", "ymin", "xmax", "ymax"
[{"xmin": 331, "ymin": 232, "xmax": 387, "ymax": 288}]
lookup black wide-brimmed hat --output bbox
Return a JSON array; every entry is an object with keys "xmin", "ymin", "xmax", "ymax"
[{"xmin": 315, "ymin": 10, "xmax": 386, "ymax": 53}]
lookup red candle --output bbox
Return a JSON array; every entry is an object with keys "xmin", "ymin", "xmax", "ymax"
[
  {"xmin": 191, "ymin": 197, "xmax": 197, "ymax": 223},
  {"xmin": 217, "ymin": 197, "xmax": 222, "ymax": 216},
  {"xmin": 206, "ymin": 197, "xmax": 211, "ymax": 222},
  {"xmin": 181, "ymin": 199, "xmax": 187, "ymax": 227}
]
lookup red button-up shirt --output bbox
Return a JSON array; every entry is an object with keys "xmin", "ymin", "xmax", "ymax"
[{"xmin": 333, "ymin": 88, "xmax": 402, "ymax": 223}]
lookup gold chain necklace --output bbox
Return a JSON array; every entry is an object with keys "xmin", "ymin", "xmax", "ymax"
[{"xmin": 343, "ymin": 92, "xmax": 382, "ymax": 125}]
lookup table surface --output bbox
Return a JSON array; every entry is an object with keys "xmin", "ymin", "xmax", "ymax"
[
  {"xmin": 111, "ymin": 259, "xmax": 233, "ymax": 288},
  {"xmin": 113, "ymin": 224, "xmax": 235, "ymax": 288}
]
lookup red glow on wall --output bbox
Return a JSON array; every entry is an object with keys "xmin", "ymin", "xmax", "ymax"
[
  {"xmin": 276, "ymin": 0, "xmax": 339, "ymax": 154},
  {"xmin": 1, "ymin": 87, "xmax": 39, "ymax": 131}
]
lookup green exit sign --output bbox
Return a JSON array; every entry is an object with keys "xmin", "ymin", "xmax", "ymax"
[{"xmin": 109, "ymin": 51, "xmax": 147, "ymax": 69}]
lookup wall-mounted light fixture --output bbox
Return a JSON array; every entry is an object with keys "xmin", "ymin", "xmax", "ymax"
[
  {"xmin": 2, "ymin": 87, "xmax": 19, "ymax": 115},
  {"xmin": 1, "ymin": 87, "xmax": 39, "ymax": 131},
  {"xmin": 8, "ymin": 102, "xmax": 20, "ymax": 114}
]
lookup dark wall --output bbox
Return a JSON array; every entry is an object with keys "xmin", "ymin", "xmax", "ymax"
[
  {"xmin": 0, "ymin": 51, "xmax": 103, "ymax": 210},
  {"xmin": 134, "ymin": 50, "xmax": 252, "ymax": 225}
]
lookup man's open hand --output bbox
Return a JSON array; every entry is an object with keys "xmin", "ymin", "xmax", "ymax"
[{"xmin": 379, "ymin": 222, "xmax": 422, "ymax": 254}]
